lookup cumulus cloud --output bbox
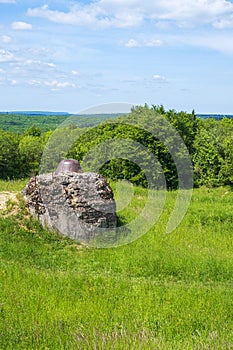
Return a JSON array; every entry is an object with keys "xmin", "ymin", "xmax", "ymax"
[
  {"xmin": 27, "ymin": 4, "xmax": 143, "ymax": 28},
  {"xmin": 27, "ymin": 1, "xmax": 233, "ymax": 29},
  {"xmin": 11, "ymin": 21, "xmax": 32, "ymax": 30}
]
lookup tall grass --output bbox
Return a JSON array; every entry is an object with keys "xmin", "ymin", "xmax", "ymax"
[{"xmin": 0, "ymin": 183, "xmax": 233, "ymax": 349}]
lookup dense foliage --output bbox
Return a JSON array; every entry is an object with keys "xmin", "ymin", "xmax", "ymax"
[
  {"xmin": 193, "ymin": 118, "xmax": 233, "ymax": 187},
  {"xmin": 0, "ymin": 105, "xmax": 232, "ymax": 188},
  {"xmin": 67, "ymin": 105, "xmax": 196, "ymax": 189},
  {"xmin": 0, "ymin": 126, "xmax": 49, "ymax": 179}
]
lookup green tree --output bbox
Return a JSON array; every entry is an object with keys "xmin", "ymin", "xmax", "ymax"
[
  {"xmin": 23, "ymin": 125, "xmax": 42, "ymax": 137},
  {"xmin": 193, "ymin": 128, "xmax": 221, "ymax": 186},
  {"xmin": 193, "ymin": 117, "xmax": 233, "ymax": 187},
  {"xmin": 68, "ymin": 105, "xmax": 194, "ymax": 189},
  {"xmin": 0, "ymin": 130, "xmax": 21, "ymax": 179},
  {"xmin": 19, "ymin": 135, "xmax": 44, "ymax": 177}
]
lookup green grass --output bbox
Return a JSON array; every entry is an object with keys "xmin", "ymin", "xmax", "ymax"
[
  {"xmin": 0, "ymin": 179, "xmax": 28, "ymax": 192},
  {"xmin": 0, "ymin": 183, "xmax": 233, "ymax": 349}
]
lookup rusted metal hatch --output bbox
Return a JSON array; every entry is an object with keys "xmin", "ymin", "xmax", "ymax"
[{"xmin": 54, "ymin": 159, "xmax": 82, "ymax": 174}]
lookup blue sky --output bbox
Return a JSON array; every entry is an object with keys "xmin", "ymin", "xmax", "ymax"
[{"xmin": 1, "ymin": 0, "xmax": 233, "ymax": 113}]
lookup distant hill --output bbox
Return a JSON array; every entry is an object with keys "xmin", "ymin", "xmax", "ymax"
[
  {"xmin": 197, "ymin": 114, "xmax": 233, "ymax": 120},
  {"xmin": 0, "ymin": 111, "xmax": 71, "ymax": 116}
]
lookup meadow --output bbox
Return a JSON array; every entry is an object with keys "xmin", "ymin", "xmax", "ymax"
[{"xmin": 0, "ymin": 180, "xmax": 233, "ymax": 349}]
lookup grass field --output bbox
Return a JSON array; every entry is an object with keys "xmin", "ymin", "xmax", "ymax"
[{"xmin": 0, "ymin": 180, "xmax": 233, "ymax": 349}]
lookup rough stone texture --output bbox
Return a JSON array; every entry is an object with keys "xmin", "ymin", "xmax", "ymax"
[{"xmin": 22, "ymin": 172, "xmax": 117, "ymax": 244}]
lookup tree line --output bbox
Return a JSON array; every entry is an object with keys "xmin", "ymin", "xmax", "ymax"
[{"xmin": 0, "ymin": 105, "xmax": 232, "ymax": 189}]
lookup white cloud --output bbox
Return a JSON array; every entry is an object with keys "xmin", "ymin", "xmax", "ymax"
[
  {"xmin": 27, "ymin": 1, "xmax": 233, "ymax": 29},
  {"xmin": 0, "ymin": 49, "xmax": 15, "ymax": 62},
  {"xmin": 0, "ymin": 76, "xmax": 19, "ymax": 86},
  {"xmin": 28, "ymin": 79, "xmax": 78, "ymax": 90},
  {"xmin": 0, "ymin": 0, "xmax": 15, "ymax": 3},
  {"xmin": 46, "ymin": 62, "xmax": 56, "ymax": 68},
  {"xmin": 28, "ymin": 79, "xmax": 41, "ymax": 86},
  {"xmin": 72, "ymin": 70, "xmax": 79, "ymax": 75},
  {"xmin": 13, "ymin": 59, "xmax": 56, "ymax": 70},
  {"xmin": 125, "ymin": 39, "xmax": 140, "ymax": 47},
  {"xmin": 11, "ymin": 21, "xmax": 32, "ymax": 30},
  {"xmin": 213, "ymin": 14, "xmax": 233, "ymax": 28},
  {"xmin": 152, "ymin": 74, "xmax": 168, "ymax": 82},
  {"xmin": 44, "ymin": 80, "xmax": 77, "ymax": 89},
  {"xmin": 145, "ymin": 39, "xmax": 163, "ymax": 47},
  {"xmin": 28, "ymin": 4, "xmax": 108, "ymax": 27},
  {"xmin": 124, "ymin": 38, "xmax": 163, "ymax": 48},
  {"xmin": 183, "ymin": 33, "xmax": 233, "ymax": 54},
  {"xmin": 121, "ymin": 74, "xmax": 169, "ymax": 87},
  {"xmin": 27, "ymin": 3, "xmax": 142, "ymax": 27},
  {"xmin": 27, "ymin": 47, "xmax": 51, "ymax": 56},
  {"xmin": 148, "ymin": 0, "xmax": 233, "ymax": 20},
  {"xmin": 1, "ymin": 35, "xmax": 11, "ymax": 43}
]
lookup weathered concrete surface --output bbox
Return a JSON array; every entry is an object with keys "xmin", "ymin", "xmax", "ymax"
[{"xmin": 22, "ymin": 172, "xmax": 117, "ymax": 244}]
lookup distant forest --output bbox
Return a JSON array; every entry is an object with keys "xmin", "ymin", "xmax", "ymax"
[
  {"xmin": 0, "ymin": 105, "xmax": 232, "ymax": 189},
  {"xmin": 0, "ymin": 113, "xmax": 123, "ymax": 133},
  {"xmin": 0, "ymin": 112, "xmax": 232, "ymax": 134}
]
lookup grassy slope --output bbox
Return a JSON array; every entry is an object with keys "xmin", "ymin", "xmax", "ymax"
[{"xmin": 0, "ymin": 181, "xmax": 233, "ymax": 349}]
